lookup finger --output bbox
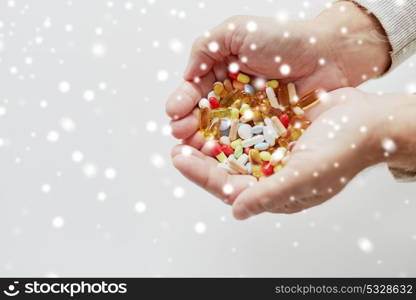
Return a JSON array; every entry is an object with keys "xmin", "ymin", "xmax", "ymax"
[
  {"xmin": 170, "ymin": 108, "xmax": 199, "ymax": 139},
  {"xmin": 302, "ymin": 87, "xmax": 353, "ymax": 121},
  {"xmin": 183, "ymin": 21, "xmax": 234, "ymax": 81},
  {"xmin": 232, "ymin": 159, "xmax": 318, "ymax": 220},
  {"xmin": 172, "ymin": 149, "xmax": 256, "ymax": 204},
  {"xmin": 166, "ymin": 72, "xmax": 216, "ymax": 120}
]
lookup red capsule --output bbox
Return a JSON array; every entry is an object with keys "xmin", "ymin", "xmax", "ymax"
[
  {"xmin": 208, "ymin": 97, "xmax": 220, "ymax": 109},
  {"xmin": 228, "ymin": 72, "xmax": 238, "ymax": 80},
  {"xmin": 262, "ymin": 162, "xmax": 274, "ymax": 176},
  {"xmin": 279, "ymin": 113, "xmax": 289, "ymax": 128},
  {"xmin": 211, "ymin": 142, "xmax": 223, "ymax": 157},
  {"xmin": 221, "ymin": 144, "xmax": 234, "ymax": 156}
]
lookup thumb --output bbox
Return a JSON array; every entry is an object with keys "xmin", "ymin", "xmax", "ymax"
[
  {"xmin": 232, "ymin": 160, "xmax": 313, "ymax": 220},
  {"xmin": 184, "ymin": 19, "xmax": 241, "ymax": 81}
]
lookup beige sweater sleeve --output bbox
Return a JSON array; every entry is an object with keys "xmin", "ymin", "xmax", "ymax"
[
  {"xmin": 352, "ymin": 0, "xmax": 416, "ymax": 70},
  {"xmin": 353, "ymin": 0, "xmax": 416, "ymax": 181}
]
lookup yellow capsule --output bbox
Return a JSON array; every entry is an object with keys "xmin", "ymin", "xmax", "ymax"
[
  {"xmin": 249, "ymin": 149, "xmax": 262, "ymax": 165},
  {"xmin": 199, "ymin": 107, "xmax": 210, "ymax": 130},
  {"xmin": 266, "ymin": 80, "xmax": 279, "ymax": 89},
  {"xmin": 252, "ymin": 164, "xmax": 263, "ymax": 179},
  {"xmin": 237, "ymin": 72, "xmax": 250, "ymax": 84},
  {"xmin": 216, "ymin": 152, "xmax": 227, "ymax": 163},
  {"xmin": 230, "ymin": 107, "xmax": 240, "ymax": 119},
  {"xmin": 260, "ymin": 151, "xmax": 271, "ymax": 161},
  {"xmin": 289, "ymin": 128, "xmax": 302, "ymax": 141},
  {"xmin": 210, "ymin": 108, "xmax": 230, "ymax": 119},
  {"xmin": 239, "ymin": 103, "xmax": 250, "ymax": 115},
  {"xmin": 213, "ymin": 82, "xmax": 224, "ymax": 96},
  {"xmin": 230, "ymin": 139, "xmax": 242, "ymax": 149}
]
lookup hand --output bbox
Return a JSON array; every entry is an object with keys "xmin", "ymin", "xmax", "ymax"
[
  {"xmin": 232, "ymin": 88, "xmax": 416, "ymax": 219},
  {"xmin": 166, "ymin": 1, "xmax": 392, "ymax": 217}
]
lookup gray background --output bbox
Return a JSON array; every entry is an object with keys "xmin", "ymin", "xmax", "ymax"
[{"xmin": 0, "ymin": 0, "xmax": 415, "ymax": 277}]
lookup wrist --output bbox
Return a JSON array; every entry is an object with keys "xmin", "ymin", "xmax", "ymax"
[
  {"xmin": 378, "ymin": 95, "xmax": 416, "ymax": 169},
  {"xmin": 313, "ymin": 0, "xmax": 391, "ymax": 86}
]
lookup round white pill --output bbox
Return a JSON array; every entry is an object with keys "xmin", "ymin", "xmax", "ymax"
[
  {"xmin": 220, "ymin": 136, "xmax": 231, "ymax": 145},
  {"xmin": 238, "ymin": 123, "xmax": 253, "ymax": 140},
  {"xmin": 220, "ymin": 119, "xmax": 231, "ymax": 131},
  {"xmin": 198, "ymin": 98, "xmax": 210, "ymax": 108}
]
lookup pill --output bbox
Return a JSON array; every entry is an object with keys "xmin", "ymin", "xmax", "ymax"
[
  {"xmin": 228, "ymin": 72, "xmax": 238, "ymax": 80},
  {"xmin": 230, "ymin": 138, "xmax": 242, "ymax": 149},
  {"xmin": 224, "ymin": 79, "xmax": 233, "ymax": 92},
  {"xmin": 271, "ymin": 116, "xmax": 287, "ymax": 137},
  {"xmin": 220, "ymin": 144, "xmax": 234, "ymax": 156},
  {"xmin": 234, "ymin": 144, "xmax": 243, "ymax": 158},
  {"xmin": 228, "ymin": 156, "xmax": 248, "ymax": 175},
  {"xmin": 270, "ymin": 147, "xmax": 287, "ymax": 166},
  {"xmin": 289, "ymin": 128, "xmax": 302, "ymax": 141},
  {"xmin": 254, "ymin": 142, "xmax": 269, "ymax": 151},
  {"xmin": 208, "ymin": 91, "xmax": 218, "ymax": 100},
  {"xmin": 213, "ymin": 82, "xmax": 224, "ymax": 96},
  {"xmin": 198, "ymin": 98, "xmax": 210, "ymax": 108},
  {"xmin": 279, "ymin": 113, "xmax": 289, "ymax": 128},
  {"xmin": 263, "ymin": 126, "xmax": 277, "ymax": 146},
  {"xmin": 262, "ymin": 162, "xmax": 274, "ymax": 176},
  {"xmin": 210, "ymin": 108, "xmax": 230, "ymax": 119},
  {"xmin": 266, "ymin": 87, "xmax": 279, "ymax": 108},
  {"xmin": 230, "ymin": 107, "xmax": 239, "ymax": 119},
  {"xmin": 288, "ymin": 141, "xmax": 296, "ymax": 151},
  {"xmin": 273, "ymin": 164, "xmax": 283, "ymax": 173},
  {"xmin": 237, "ymin": 153, "xmax": 248, "ymax": 165},
  {"xmin": 292, "ymin": 106, "xmax": 304, "ymax": 116},
  {"xmin": 220, "ymin": 118, "xmax": 231, "ymax": 131},
  {"xmin": 237, "ymin": 73, "xmax": 250, "ymax": 84},
  {"xmin": 251, "ymin": 125, "xmax": 263, "ymax": 134},
  {"xmin": 233, "ymin": 80, "xmax": 244, "ymax": 91},
  {"xmin": 260, "ymin": 151, "xmax": 271, "ymax": 161},
  {"xmin": 220, "ymin": 135, "xmax": 231, "ymax": 145},
  {"xmin": 244, "ymin": 84, "xmax": 255, "ymax": 95},
  {"xmin": 229, "ymin": 119, "xmax": 239, "ymax": 141},
  {"xmin": 277, "ymin": 83, "xmax": 289, "ymax": 108},
  {"xmin": 298, "ymin": 89, "xmax": 320, "ymax": 109},
  {"xmin": 199, "ymin": 107, "xmax": 210, "ymax": 130},
  {"xmin": 242, "ymin": 135, "xmax": 264, "ymax": 148},
  {"xmin": 209, "ymin": 97, "xmax": 220, "ymax": 109},
  {"xmin": 240, "ymin": 109, "xmax": 254, "ymax": 123},
  {"xmin": 245, "ymin": 162, "xmax": 252, "ymax": 174},
  {"xmin": 216, "ymin": 152, "xmax": 227, "ymax": 163},
  {"xmin": 287, "ymin": 82, "xmax": 298, "ymax": 105},
  {"xmin": 238, "ymin": 123, "xmax": 253, "ymax": 140},
  {"xmin": 266, "ymin": 80, "xmax": 279, "ymax": 89},
  {"xmin": 251, "ymin": 164, "xmax": 262, "ymax": 178},
  {"xmin": 249, "ymin": 149, "xmax": 262, "ymax": 165}
]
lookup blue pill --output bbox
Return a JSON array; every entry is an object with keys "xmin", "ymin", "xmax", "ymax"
[
  {"xmin": 254, "ymin": 142, "xmax": 270, "ymax": 151},
  {"xmin": 251, "ymin": 125, "xmax": 263, "ymax": 134},
  {"xmin": 244, "ymin": 84, "xmax": 255, "ymax": 95}
]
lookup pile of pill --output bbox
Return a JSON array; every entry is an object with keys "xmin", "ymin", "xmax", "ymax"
[{"xmin": 198, "ymin": 71, "xmax": 320, "ymax": 178}]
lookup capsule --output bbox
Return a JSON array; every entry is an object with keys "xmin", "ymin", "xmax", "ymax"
[
  {"xmin": 277, "ymin": 83, "xmax": 289, "ymax": 108},
  {"xmin": 299, "ymin": 89, "xmax": 320, "ymax": 109},
  {"xmin": 237, "ymin": 73, "xmax": 250, "ymax": 84},
  {"xmin": 265, "ymin": 87, "xmax": 280, "ymax": 108}
]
